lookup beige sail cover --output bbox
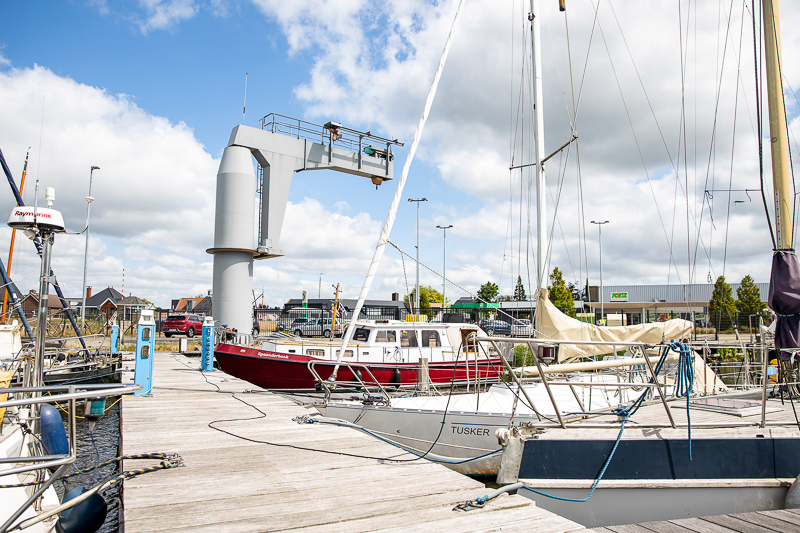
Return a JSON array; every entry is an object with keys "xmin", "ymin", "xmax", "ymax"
[{"xmin": 536, "ymin": 295, "xmax": 693, "ymax": 362}]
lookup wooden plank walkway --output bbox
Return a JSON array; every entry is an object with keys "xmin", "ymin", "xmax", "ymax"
[
  {"xmin": 121, "ymin": 352, "xmax": 585, "ymax": 532},
  {"xmin": 589, "ymin": 508, "xmax": 800, "ymax": 532}
]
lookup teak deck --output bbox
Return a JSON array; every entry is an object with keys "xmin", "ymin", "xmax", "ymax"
[{"xmin": 120, "ymin": 352, "xmax": 585, "ymax": 532}]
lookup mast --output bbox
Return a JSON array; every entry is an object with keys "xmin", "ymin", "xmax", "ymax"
[
  {"xmin": 2, "ymin": 149, "xmax": 28, "ymax": 323},
  {"xmin": 764, "ymin": 0, "xmax": 799, "ymax": 359},
  {"xmin": 530, "ymin": 0, "xmax": 548, "ymax": 288},
  {"xmin": 762, "ymin": 0, "xmax": 792, "ymax": 249}
]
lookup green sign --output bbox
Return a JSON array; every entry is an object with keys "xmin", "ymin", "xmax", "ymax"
[{"xmin": 610, "ymin": 292, "xmax": 628, "ymax": 302}]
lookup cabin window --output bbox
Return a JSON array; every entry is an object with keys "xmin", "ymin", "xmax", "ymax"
[
  {"xmin": 306, "ymin": 349, "xmax": 325, "ymax": 357},
  {"xmin": 400, "ymin": 330, "xmax": 418, "ymax": 348},
  {"xmin": 375, "ymin": 330, "xmax": 397, "ymax": 343},
  {"xmin": 352, "ymin": 328, "xmax": 371, "ymax": 342},
  {"xmin": 420, "ymin": 330, "xmax": 441, "ymax": 347},
  {"xmin": 335, "ymin": 350, "xmax": 354, "ymax": 358}
]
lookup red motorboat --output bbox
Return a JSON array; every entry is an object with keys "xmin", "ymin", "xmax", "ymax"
[{"xmin": 214, "ymin": 321, "xmax": 504, "ymax": 390}]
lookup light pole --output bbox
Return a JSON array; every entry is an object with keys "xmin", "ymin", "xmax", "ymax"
[
  {"xmin": 436, "ymin": 224, "xmax": 452, "ymax": 314},
  {"xmin": 408, "ymin": 198, "xmax": 427, "ymax": 315},
  {"xmin": 591, "ymin": 220, "xmax": 609, "ymax": 324},
  {"xmin": 81, "ymin": 166, "xmax": 99, "ymax": 331}
]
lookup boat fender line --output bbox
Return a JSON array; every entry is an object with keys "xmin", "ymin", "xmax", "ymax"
[
  {"xmin": 294, "ymin": 414, "xmax": 502, "ymax": 465},
  {"xmin": 41, "ymin": 404, "xmax": 69, "ymax": 457},
  {"xmin": 453, "ymin": 482, "xmax": 524, "ymax": 511},
  {"xmin": 0, "ymin": 452, "xmax": 180, "ymax": 489},
  {"xmin": 786, "ymin": 473, "xmax": 800, "ymax": 509}
]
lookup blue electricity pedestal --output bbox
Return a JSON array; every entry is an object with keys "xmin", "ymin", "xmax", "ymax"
[
  {"xmin": 201, "ymin": 316, "xmax": 215, "ymax": 371},
  {"xmin": 133, "ymin": 310, "xmax": 156, "ymax": 396},
  {"xmin": 111, "ymin": 324, "xmax": 119, "ymax": 354}
]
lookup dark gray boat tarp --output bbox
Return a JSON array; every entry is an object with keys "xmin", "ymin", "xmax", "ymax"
[{"xmin": 768, "ymin": 249, "xmax": 800, "ymax": 359}]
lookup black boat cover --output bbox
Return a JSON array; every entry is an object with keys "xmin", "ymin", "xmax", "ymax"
[{"xmin": 768, "ymin": 249, "xmax": 800, "ymax": 360}]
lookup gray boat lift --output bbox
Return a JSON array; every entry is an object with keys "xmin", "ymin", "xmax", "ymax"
[{"xmin": 208, "ymin": 114, "xmax": 402, "ymax": 334}]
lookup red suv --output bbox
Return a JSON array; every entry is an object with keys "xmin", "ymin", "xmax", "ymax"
[{"xmin": 163, "ymin": 314, "xmax": 203, "ymax": 337}]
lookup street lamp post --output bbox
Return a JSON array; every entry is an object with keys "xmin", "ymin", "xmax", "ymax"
[
  {"xmin": 408, "ymin": 198, "xmax": 427, "ymax": 315},
  {"xmin": 81, "ymin": 166, "xmax": 99, "ymax": 331},
  {"xmin": 591, "ymin": 220, "xmax": 609, "ymax": 325},
  {"xmin": 436, "ymin": 224, "xmax": 452, "ymax": 314}
]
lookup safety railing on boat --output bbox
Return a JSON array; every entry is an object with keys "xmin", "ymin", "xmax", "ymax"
[
  {"xmin": 0, "ymin": 382, "xmax": 141, "ymax": 532},
  {"xmin": 313, "ymin": 329, "xmax": 789, "ymax": 432},
  {"xmin": 467, "ymin": 334, "xmax": 787, "ymax": 431},
  {"xmin": 308, "ymin": 332, "xmax": 505, "ymax": 401},
  {"xmin": 0, "ymin": 383, "xmax": 141, "ymax": 476}
]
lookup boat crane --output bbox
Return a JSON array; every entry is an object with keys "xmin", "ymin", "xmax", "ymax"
[{"xmin": 208, "ymin": 114, "xmax": 402, "ymax": 335}]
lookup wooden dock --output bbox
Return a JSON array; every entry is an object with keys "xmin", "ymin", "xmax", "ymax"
[{"xmin": 120, "ymin": 352, "xmax": 585, "ymax": 532}]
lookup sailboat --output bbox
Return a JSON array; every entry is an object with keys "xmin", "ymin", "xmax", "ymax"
[
  {"xmin": 305, "ymin": 0, "xmax": 800, "ymax": 525},
  {"xmin": 0, "ymin": 185, "xmax": 141, "ymax": 532}
]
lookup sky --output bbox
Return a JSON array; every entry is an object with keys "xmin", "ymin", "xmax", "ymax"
[{"xmin": 0, "ymin": 0, "xmax": 799, "ymax": 311}]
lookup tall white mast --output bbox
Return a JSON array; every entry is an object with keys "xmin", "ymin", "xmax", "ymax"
[{"xmin": 530, "ymin": 0, "xmax": 548, "ymax": 289}]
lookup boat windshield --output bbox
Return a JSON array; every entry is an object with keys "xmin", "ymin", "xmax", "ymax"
[
  {"xmin": 352, "ymin": 327, "xmax": 371, "ymax": 342},
  {"xmin": 375, "ymin": 330, "xmax": 397, "ymax": 343}
]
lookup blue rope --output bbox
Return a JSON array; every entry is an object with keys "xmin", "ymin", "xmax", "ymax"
[
  {"xmin": 671, "ymin": 340, "xmax": 694, "ymax": 460},
  {"xmin": 522, "ymin": 341, "xmax": 695, "ymax": 502}
]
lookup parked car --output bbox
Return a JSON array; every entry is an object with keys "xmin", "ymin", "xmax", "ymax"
[
  {"xmin": 478, "ymin": 319, "xmax": 512, "ymax": 336},
  {"xmin": 163, "ymin": 314, "xmax": 203, "ymax": 338},
  {"xmin": 511, "ymin": 318, "xmax": 532, "ymax": 337},
  {"xmin": 293, "ymin": 318, "xmax": 344, "ymax": 338}
]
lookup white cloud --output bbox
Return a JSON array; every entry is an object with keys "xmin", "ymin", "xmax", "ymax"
[
  {"xmin": 136, "ymin": 0, "xmax": 199, "ymax": 34},
  {"xmin": 0, "ymin": 66, "xmax": 217, "ymax": 305}
]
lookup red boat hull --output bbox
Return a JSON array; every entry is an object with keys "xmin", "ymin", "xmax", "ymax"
[{"xmin": 214, "ymin": 343, "xmax": 504, "ymax": 390}]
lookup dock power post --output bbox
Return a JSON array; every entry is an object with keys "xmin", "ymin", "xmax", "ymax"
[
  {"xmin": 201, "ymin": 316, "xmax": 215, "ymax": 371},
  {"xmin": 134, "ymin": 309, "xmax": 156, "ymax": 396}
]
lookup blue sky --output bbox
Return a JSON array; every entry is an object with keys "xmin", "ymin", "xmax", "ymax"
[{"xmin": 0, "ymin": 0, "xmax": 798, "ymax": 310}]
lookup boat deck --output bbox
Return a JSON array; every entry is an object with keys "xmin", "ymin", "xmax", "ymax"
[
  {"xmin": 589, "ymin": 507, "xmax": 800, "ymax": 532},
  {"xmin": 120, "ymin": 352, "xmax": 585, "ymax": 532}
]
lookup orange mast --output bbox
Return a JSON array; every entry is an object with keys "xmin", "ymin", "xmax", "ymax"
[{"xmin": 2, "ymin": 149, "xmax": 29, "ymax": 323}]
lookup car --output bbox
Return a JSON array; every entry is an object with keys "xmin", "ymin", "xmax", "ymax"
[
  {"xmin": 162, "ymin": 314, "xmax": 203, "ymax": 338},
  {"xmin": 293, "ymin": 318, "xmax": 344, "ymax": 338},
  {"xmin": 478, "ymin": 319, "xmax": 512, "ymax": 336},
  {"xmin": 511, "ymin": 318, "xmax": 532, "ymax": 337}
]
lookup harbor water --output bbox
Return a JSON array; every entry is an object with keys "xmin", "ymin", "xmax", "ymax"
[{"xmin": 57, "ymin": 401, "xmax": 122, "ymax": 533}]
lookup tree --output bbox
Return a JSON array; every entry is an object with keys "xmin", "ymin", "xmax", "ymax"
[
  {"xmin": 709, "ymin": 275, "xmax": 736, "ymax": 331},
  {"xmin": 477, "ymin": 281, "xmax": 499, "ymax": 303},
  {"xmin": 548, "ymin": 267, "xmax": 575, "ymax": 317},
  {"xmin": 736, "ymin": 274, "xmax": 767, "ymax": 327},
  {"xmin": 513, "ymin": 276, "xmax": 527, "ymax": 301},
  {"xmin": 405, "ymin": 286, "xmax": 443, "ymax": 312}
]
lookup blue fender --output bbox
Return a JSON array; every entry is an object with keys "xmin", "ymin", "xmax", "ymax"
[
  {"xmin": 56, "ymin": 487, "xmax": 107, "ymax": 533},
  {"xmin": 40, "ymin": 404, "xmax": 68, "ymax": 456}
]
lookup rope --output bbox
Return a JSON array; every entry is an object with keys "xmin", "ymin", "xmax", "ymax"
[{"xmin": 0, "ymin": 453, "xmax": 180, "ymax": 488}]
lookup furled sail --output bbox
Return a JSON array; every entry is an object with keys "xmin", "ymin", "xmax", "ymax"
[{"xmin": 535, "ymin": 292, "xmax": 693, "ymax": 361}]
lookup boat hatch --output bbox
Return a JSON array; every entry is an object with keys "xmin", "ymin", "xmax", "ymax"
[{"xmin": 687, "ymin": 398, "xmax": 779, "ymax": 417}]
